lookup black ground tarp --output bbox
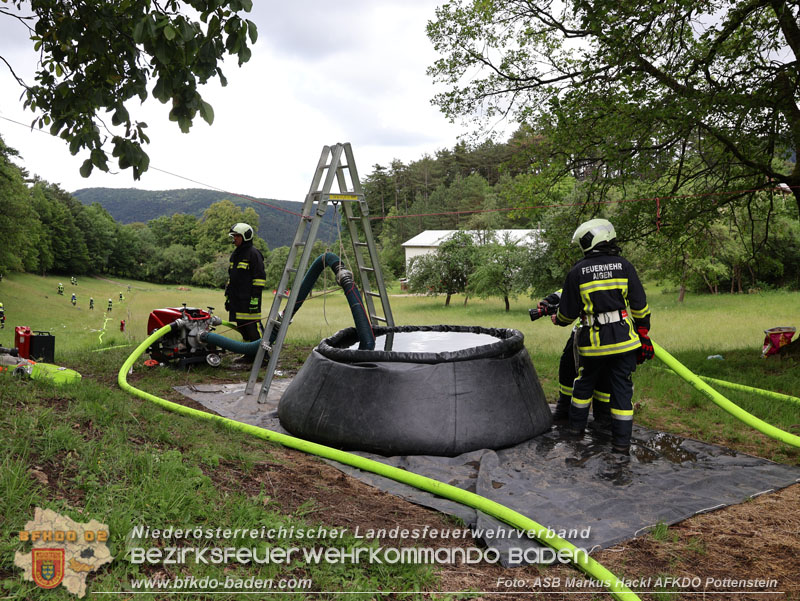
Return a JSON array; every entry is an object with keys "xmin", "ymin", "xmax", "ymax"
[{"xmin": 177, "ymin": 380, "xmax": 800, "ymax": 566}]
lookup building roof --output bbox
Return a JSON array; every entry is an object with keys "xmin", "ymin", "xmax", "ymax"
[{"xmin": 401, "ymin": 229, "xmax": 542, "ymax": 247}]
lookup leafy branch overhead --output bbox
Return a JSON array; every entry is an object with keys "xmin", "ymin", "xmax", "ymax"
[
  {"xmin": 4, "ymin": 0, "xmax": 257, "ymax": 179},
  {"xmin": 427, "ymin": 0, "xmax": 800, "ymax": 218}
]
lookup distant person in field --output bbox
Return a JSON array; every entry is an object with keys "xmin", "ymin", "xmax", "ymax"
[
  {"xmin": 224, "ymin": 223, "xmax": 266, "ymax": 356},
  {"xmin": 71, "ymin": 293, "xmax": 77, "ymax": 306},
  {"xmin": 0, "ymin": 301, "xmax": 5, "ymax": 329},
  {"xmin": 58, "ymin": 282, "xmax": 64, "ymax": 295},
  {"xmin": 553, "ymin": 219, "xmax": 653, "ymax": 455},
  {"xmin": 107, "ymin": 298, "xmax": 113, "ymax": 313},
  {"xmin": 89, "ymin": 297, "xmax": 94, "ymax": 310}
]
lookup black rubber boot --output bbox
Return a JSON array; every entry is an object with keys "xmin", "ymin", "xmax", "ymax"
[
  {"xmin": 589, "ymin": 417, "xmax": 612, "ymax": 432},
  {"xmin": 611, "ymin": 444, "xmax": 630, "ymax": 455}
]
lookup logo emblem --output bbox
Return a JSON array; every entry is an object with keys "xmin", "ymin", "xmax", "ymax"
[{"xmin": 32, "ymin": 548, "xmax": 65, "ymax": 589}]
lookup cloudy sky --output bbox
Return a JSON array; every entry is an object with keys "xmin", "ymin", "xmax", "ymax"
[{"xmin": 0, "ymin": 1, "xmax": 471, "ymax": 202}]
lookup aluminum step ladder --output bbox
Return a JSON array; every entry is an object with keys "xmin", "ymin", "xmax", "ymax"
[{"xmin": 246, "ymin": 143, "xmax": 395, "ymax": 403}]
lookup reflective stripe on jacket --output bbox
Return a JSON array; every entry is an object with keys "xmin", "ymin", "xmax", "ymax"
[
  {"xmin": 556, "ymin": 252, "xmax": 650, "ymax": 357},
  {"xmin": 225, "ymin": 241, "xmax": 266, "ymax": 315}
]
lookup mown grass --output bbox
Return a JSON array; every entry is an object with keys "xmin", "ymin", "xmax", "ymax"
[
  {"xmin": 0, "ymin": 272, "xmax": 799, "ymax": 599},
  {"xmin": 0, "ymin": 355, "xmax": 441, "ymax": 600}
]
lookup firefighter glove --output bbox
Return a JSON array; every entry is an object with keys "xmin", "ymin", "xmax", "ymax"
[
  {"xmin": 637, "ymin": 327, "xmax": 654, "ymax": 363},
  {"xmin": 249, "ymin": 297, "xmax": 259, "ymax": 308}
]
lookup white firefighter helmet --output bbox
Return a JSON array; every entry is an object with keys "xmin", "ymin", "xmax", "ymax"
[
  {"xmin": 229, "ymin": 222, "xmax": 254, "ymax": 242},
  {"xmin": 572, "ymin": 219, "xmax": 616, "ymax": 253}
]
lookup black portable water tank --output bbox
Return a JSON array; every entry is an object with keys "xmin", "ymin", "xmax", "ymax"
[{"xmin": 278, "ymin": 325, "xmax": 553, "ymax": 456}]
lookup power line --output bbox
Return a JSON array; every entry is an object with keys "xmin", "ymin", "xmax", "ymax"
[
  {"xmin": 0, "ymin": 114, "xmax": 305, "ymax": 218},
  {"xmin": 2, "ymin": 114, "xmax": 794, "ymax": 226}
]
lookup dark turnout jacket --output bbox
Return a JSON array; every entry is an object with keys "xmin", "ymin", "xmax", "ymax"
[
  {"xmin": 225, "ymin": 240, "xmax": 266, "ymax": 321},
  {"xmin": 556, "ymin": 249, "xmax": 650, "ymax": 357}
]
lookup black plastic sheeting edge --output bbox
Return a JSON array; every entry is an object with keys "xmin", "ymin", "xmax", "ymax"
[{"xmin": 317, "ymin": 324, "xmax": 525, "ymax": 364}]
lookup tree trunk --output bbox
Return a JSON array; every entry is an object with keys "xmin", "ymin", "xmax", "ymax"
[
  {"xmin": 678, "ymin": 255, "xmax": 688, "ymax": 302},
  {"xmin": 445, "ymin": 293, "xmax": 451, "ymax": 307},
  {"xmin": 504, "ymin": 295, "xmax": 510, "ymax": 312},
  {"xmin": 463, "ymin": 295, "xmax": 469, "ymax": 306}
]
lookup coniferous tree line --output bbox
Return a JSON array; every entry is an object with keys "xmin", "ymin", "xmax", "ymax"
[
  {"xmin": 2, "ymin": 130, "xmax": 798, "ymax": 300},
  {"xmin": 362, "ymin": 127, "xmax": 800, "ymax": 298}
]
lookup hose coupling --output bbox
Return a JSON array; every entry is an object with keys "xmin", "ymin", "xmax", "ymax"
[{"xmin": 337, "ymin": 268, "xmax": 354, "ymax": 288}]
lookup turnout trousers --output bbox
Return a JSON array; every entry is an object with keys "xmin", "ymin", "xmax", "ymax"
[
  {"xmin": 233, "ymin": 317, "xmax": 263, "ymax": 343},
  {"xmin": 569, "ymin": 350, "xmax": 637, "ymax": 447},
  {"xmin": 555, "ymin": 333, "xmax": 612, "ymax": 425}
]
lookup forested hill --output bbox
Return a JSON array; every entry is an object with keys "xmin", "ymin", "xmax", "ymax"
[{"xmin": 72, "ymin": 187, "xmax": 338, "ymax": 249}]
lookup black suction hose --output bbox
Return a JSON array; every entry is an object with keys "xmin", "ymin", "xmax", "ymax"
[{"xmin": 202, "ymin": 253, "xmax": 375, "ymax": 353}]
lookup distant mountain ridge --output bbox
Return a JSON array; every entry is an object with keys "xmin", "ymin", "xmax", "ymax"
[{"xmin": 72, "ymin": 187, "xmax": 338, "ymax": 249}]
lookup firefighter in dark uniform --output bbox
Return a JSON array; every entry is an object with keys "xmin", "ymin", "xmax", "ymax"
[
  {"xmin": 537, "ymin": 289, "xmax": 612, "ymax": 429},
  {"xmin": 0, "ymin": 301, "xmax": 5, "ymax": 329},
  {"xmin": 225, "ymin": 223, "xmax": 267, "ymax": 349},
  {"xmin": 554, "ymin": 219, "xmax": 653, "ymax": 454}
]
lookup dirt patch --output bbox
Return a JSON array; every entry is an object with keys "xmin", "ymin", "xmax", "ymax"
[
  {"xmin": 150, "ymin": 363, "xmax": 800, "ymax": 600},
  {"xmin": 199, "ymin": 438, "xmax": 800, "ymax": 599},
  {"xmin": 50, "ymin": 347, "xmax": 800, "ymax": 599},
  {"xmin": 221, "ymin": 442, "xmax": 800, "ymax": 600}
]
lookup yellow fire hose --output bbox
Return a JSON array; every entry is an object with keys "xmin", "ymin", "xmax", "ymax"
[
  {"xmin": 652, "ymin": 341, "xmax": 800, "ymax": 447},
  {"xmin": 119, "ymin": 325, "xmax": 641, "ymax": 601}
]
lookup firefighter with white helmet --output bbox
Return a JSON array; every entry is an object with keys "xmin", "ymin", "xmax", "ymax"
[
  {"xmin": 224, "ymin": 223, "xmax": 267, "ymax": 356},
  {"xmin": 553, "ymin": 218, "xmax": 653, "ymax": 454}
]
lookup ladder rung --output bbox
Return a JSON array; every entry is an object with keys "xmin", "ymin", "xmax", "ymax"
[
  {"xmin": 285, "ymin": 268, "xmax": 297, "ymax": 273},
  {"xmin": 360, "ymin": 266, "xmax": 375, "ymax": 273},
  {"xmin": 294, "ymin": 242, "xmax": 305, "ymax": 247},
  {"xmin": 355, "ymin": 242, "xmax": 368, "ymax": 247},
  {"xmin": 366, "ymin": 291, "xmax": 381, "ymax": 297},
  {"xmin": 371, "ymin": 315, "xmax": 388, "ymax": 323}
]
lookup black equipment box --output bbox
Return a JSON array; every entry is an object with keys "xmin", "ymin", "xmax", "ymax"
[{"xmin": 30, "ymin": 331, "xmax": 55, "ymax": 363}]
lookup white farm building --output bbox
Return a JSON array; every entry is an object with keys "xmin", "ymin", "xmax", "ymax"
[{"xmin": 401, "ymin": 229, "xmax": 543, "ymax": 272}]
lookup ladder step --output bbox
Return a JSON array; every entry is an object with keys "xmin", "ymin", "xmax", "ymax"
[
  {"xmin": 360, "ymin": 266, "xmax": 375, "ymax": 273},
  {"xmin": 294, "ymin": 242, "xmax": 305, "ymax": 247},
  {"xmin": 285, "ymin": 268, "xmax": 297, "ymax": 273},
  {"xmin": 355, "ymin": 242, "xmax": 368, "ymax": 247},
  {"xmin": 371, "ymin": 315, "xmax": 388, "ymax": 323},
  {"xmin": 366, "ymin": 291, "xmax": 381, "ymax": 297}
]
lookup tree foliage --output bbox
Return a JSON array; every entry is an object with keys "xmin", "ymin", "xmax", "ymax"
[
  {"xmin": 468, "ymin": 233, "xmax": 529, "ymax": 311},
  {"xmin": 2, "ymin": 0, "xmax": 257, "ymax": 179},
  {"xmin": 427, "ymin": 0, "xmax": 800, "ymax": 221},
  {"xmin": 407, "ymin": 231, "xmax": 478, "ymax": 306}
]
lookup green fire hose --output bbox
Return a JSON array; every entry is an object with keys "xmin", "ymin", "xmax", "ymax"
[
  {"xmin": 692, "ymin": 375, "xmax": 800, "ymax": 407},
  {"xmin": 652, "ymin": 341, "xmax": 800, "ymax": 448},
  {"xmin": 119, "ymin": 325, "xmax": 641, "ymax": 601}
]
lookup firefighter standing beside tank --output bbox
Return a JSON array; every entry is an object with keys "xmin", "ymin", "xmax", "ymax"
[
  {"xmin": 553, "ymin": 219, "xmax": 653, "ymax": 454},
  {"xmin": 534, "ymin": 289, "xmax": 611, "ymax": 429},
  {"xmin": 224, "ymin": 223, "xmax": 267, "ymax": 354}
]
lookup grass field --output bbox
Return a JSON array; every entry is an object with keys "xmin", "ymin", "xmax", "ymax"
[
  {"xmin": 1, "ymin": 272, "xmax": 799, "ymax": 599},
  {"xmin": 1, "ymin": 271, "xmax": 799, "ymax": 461}
]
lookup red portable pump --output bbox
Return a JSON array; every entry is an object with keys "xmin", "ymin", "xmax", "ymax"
[{"xmin": 146, "ymin": 304, "xmax": 223, "ymax": 367}]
